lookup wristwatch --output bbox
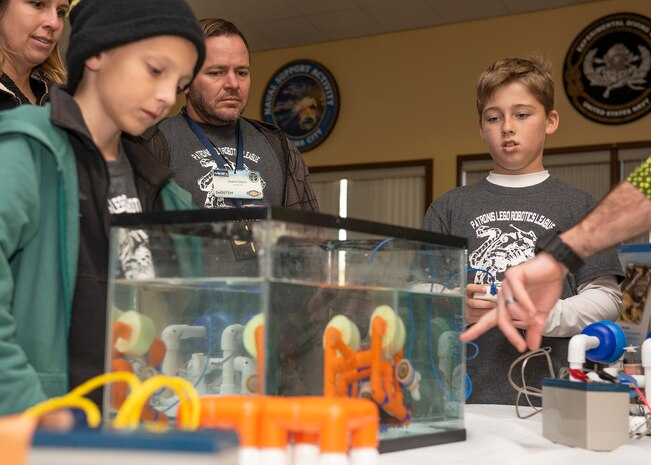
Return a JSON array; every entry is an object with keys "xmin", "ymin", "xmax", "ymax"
[{"xmin": 534, "ymin": 230, "xmax": 585, "ymax": 274}]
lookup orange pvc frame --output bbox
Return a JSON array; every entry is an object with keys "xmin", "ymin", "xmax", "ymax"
[
  {"xmin": 197, "ymin": 395, "xmax": 378, "ymax": 453},
  {"xmin": 323, "ymin": 316, "xmax": 411, "ymax": 424}
]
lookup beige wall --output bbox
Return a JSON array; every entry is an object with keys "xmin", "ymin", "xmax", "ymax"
[{"xmin": 243, "ymin": 0, "xmax": 651, "ymax": 201}]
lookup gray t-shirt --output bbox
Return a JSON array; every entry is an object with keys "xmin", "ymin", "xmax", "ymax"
[
  {"xmin": 423, "ymin": 176, "xmax": 624, "ymax": 404},
  {"xmin": 107, "ymin": 146, "xmax": 154, "ymax": 280},
  {"xmin": 159, "ymin": 114, "xmax": 284, "ymax": 209}
]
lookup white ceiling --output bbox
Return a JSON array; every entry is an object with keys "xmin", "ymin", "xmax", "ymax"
[{"xmin": 186, "ymin": 0, "xmax": 602, "ymax": 52}]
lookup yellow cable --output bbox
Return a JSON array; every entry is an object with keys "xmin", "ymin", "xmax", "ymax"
[
  {"xmin": 68, "ymin": 371, "xmax": 141, "ymax": 399},
  {"xmin": 23, "ymin": 396, "xmax": 101, "ymax": 427},
  {"xmin": 22, "ymin": 372, "xmax": 200, "ymax": 431},
  {"xmin": 114, "ymin": 375, "xmax": 200, "ymax": 430},
  {"xmin": 143, "ymin": 377, "xmax": 199, "ymax": 430},
  {"xmin": 148, "ymin": 377, "xmax": 199, "ymax": 430},
  {"xmin": 21, "ymin": 371, "xmax": 139, "ymax": 429}
]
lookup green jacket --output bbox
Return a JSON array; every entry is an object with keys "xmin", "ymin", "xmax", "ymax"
[
  {"xmin": 0, "ymin": 103, "xmax": 193, "ymax": 414},
  {"xmin": 0, "ymin": 104, "xmax": 78, "ymax": 413}
]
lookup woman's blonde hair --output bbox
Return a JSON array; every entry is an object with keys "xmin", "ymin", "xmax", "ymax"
[{"xmin": 0, "ymin": 0, "xmax": 67, "ymax": 85}]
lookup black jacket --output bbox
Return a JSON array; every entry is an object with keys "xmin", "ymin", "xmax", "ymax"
[
  {"xmin": 0, "ymin": 73, "xmax": 49, "ymax": 110},
  {"xmin": 48, "ymin": 87, "xmax": 177, "ymax": 407},
  {"xmin": 243, "ymin": 117, "xmax": 319, "ymax": 212}
]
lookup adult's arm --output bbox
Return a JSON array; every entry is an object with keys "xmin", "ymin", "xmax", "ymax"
[
  {"xmin": 461, "ymin": 179, "xmax": 651, "ymax": 351},
  {"xmin": 561, "ymin": 181, "xmax": 651, "ymax": 258},
  {"xmin": 542, "ymin": 275, "xmax": 621, "ymax": 337}
]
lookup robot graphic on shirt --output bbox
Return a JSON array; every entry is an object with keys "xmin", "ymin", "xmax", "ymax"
[
  {"xmin": 469, "ymin": 224, "xmax": 537, "ymax": 284},
  {"xmin": 196, "ymin": 154, "xmax": 267, "ymax": 209},
  {"xmin": 117, "ymin": 229, "xmax": 155, "ymax": 280}
]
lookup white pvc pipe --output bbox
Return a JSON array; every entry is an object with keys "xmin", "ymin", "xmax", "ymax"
[
  {"xmin": 189, "ymin": 352, "xmax": 206, "ymax": 394},
  {"xmin": 641, "ymin": 338, "xmax": 651, "ymax": 409},
  {"xmin": 239, "ymin": 447, "xmax": 261, "ymax": 465},
  {"xmin": 260, "ymin": 448, "xmax": 288, "ymax": 465},
  {"xmin": 236, "ymin": 356, "xmax": 257, "ymax": 394},
  {"xmin": 567, "ymin": 334, "xmax": 600, "ymax": 371},
  {"xmin": 161, "ymin": 324, "xmax": 206, "ymax": 376},
  {"xmin": 350, "ymin": 448, "xmax": 379, "ymax": 465},
  {"xmin": 318, "ymin": 453, "xmax": 349, "ymax": 465},
  {"xmin": 220, "ymin": 324, "xmax": 244, "ymax": 394},
  {"xmin": 292, "ymin": 444, "xmax": 319, "ymax": 465}
]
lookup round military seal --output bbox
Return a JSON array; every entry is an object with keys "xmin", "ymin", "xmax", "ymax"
[
  {"xmin": 262, "ymin": 60, "xmax": 340, "ymax": 152},
  {"xmin": 563, "ymin": 12, "xmax": 651, "ymax": 125}
]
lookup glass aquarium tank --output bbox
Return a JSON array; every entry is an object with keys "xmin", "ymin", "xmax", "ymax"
[{"xmin": 105, "ymin": 208, "xmax": 467, "ymax": 451}]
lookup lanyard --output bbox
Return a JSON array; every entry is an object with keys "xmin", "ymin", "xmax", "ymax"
[
  {"xmin": 181, "ymin": 107, "xmax": 244, "ymax": 172},
  {"xmin": 182, "ymin": 108, "xmax": 245, "ymax": 207}
]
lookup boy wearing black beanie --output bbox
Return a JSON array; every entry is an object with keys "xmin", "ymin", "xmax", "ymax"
[{"xmin": 0, "ymin": 0, "xmax": 205, "ymax": 415}]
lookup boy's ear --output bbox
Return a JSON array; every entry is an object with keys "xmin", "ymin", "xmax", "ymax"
[
  {"xmin": 478, "ymin": 120, "xmax": 486, "ymax": 141},
  {"xmin": 84, "ymin": 54, "xmax": 104, "ymax": 72},
  {"xmin": 546, "ymin": 110, "xmax": 560, "ymax": 135}
]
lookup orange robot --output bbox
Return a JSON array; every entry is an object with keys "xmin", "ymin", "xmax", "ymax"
[
  {"xmin": 110, "ymin": 310, "xmax": 168, "ymax": 424},
  {"xmin": 323, "ymin": 305, "xmax": 421, "ymax": 425}
]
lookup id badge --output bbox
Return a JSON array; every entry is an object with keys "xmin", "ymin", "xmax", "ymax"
[{"xmin": 212, "ymin": 169, "xmax": 264, "ymax": 199}]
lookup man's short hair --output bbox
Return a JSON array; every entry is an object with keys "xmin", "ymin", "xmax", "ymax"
[
  {"xmin": 476, "ymin": 55, "xmax": 554, "ymax": 119},
  {"xmin": 200, "ymin": 18, "xmax": 249, "ymax": 52}
]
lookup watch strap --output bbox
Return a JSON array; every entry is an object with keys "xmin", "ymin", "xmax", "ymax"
[{"xmin": 534, "ymin": 230, "xmax": 585, "ymax": 273}]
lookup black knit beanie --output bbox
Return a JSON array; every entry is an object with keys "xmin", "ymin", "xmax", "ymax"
[{"xmin": 66, "ymin": 0, "xmax": 206, "ymax": 93}]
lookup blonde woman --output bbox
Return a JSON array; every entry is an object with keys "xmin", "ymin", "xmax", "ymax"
[{"xmin": 0, "ymin": 0, "xmax": 68, "ymax": 109}]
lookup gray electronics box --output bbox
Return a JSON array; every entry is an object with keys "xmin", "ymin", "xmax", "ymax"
[{"xmin": 542, "ymin": 378, "xmax": 630, "ymax": 451}]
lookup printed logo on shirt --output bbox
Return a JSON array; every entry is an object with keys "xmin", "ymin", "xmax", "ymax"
[
  {"xmin": 107, "ymin": 195, "xmax": 154, "ymax": 280},
  {"xmin": 470, "ymin": 210, "xmax": 556, "ymax": 230},
  {"xmin": 107, "ymin": 194, "xmax": 143, "ymax": 215},
  {"xmin": 469, "ymin": 210, "xmax": 556, "ymax": 285},
  {"xmin": 117, "ymin": 229, "xmax": 155, "ymax": 280},
  {"xmin": 190, "ymin": 148, "xmax": 267, "ymax": 209}
]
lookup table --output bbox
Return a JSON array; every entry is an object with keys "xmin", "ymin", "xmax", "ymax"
[{"xmin": 380, "ymin": 404, "xmax": 651, "ymax": 465}]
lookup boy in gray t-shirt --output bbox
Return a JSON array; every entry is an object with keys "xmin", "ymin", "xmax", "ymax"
[{"xmin": 423, "ymin": 56, "xmax": 623, "ymax": 405}]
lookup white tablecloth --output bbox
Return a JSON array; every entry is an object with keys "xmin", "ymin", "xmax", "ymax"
[{"xmin": 380, "ymin": 404, "xmax": 651, "ymax": 465}]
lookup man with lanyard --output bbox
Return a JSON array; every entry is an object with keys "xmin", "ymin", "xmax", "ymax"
[{"xmin": 157, "ymin": 18, "xmax": 318, "ymax": 212}]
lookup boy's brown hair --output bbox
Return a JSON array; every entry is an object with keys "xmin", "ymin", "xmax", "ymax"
[{"xmin": 476, "ymin": 55, "xmax": 554, "ymax": 119}]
